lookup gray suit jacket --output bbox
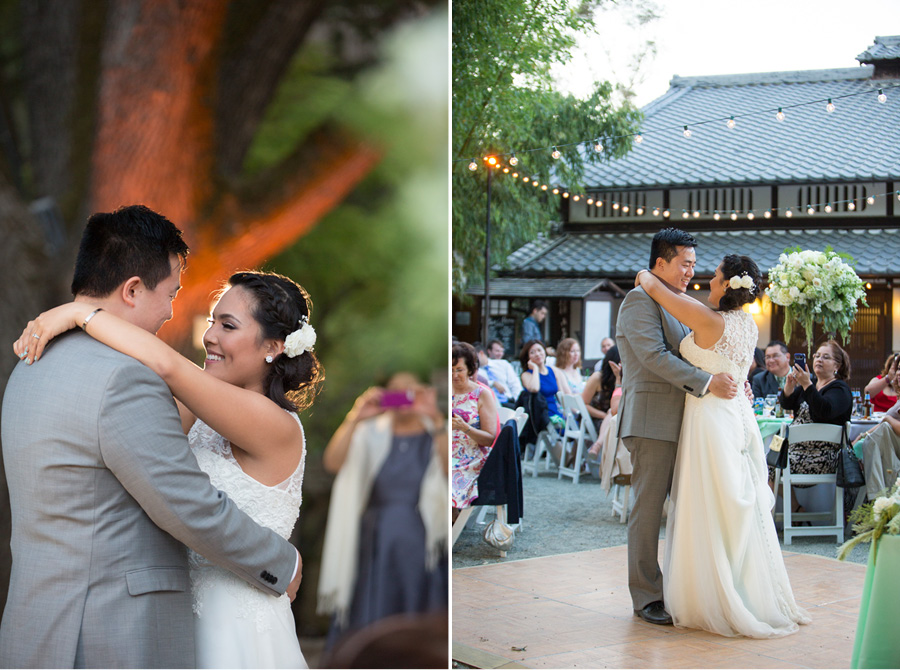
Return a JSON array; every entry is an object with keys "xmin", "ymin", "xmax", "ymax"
[
  {"xmin": 616, "ymin": 287, "xmax": 711, "ymax": 443},
  {"xmin": 0, "ymin": 332, "xmax": 297, "ymax": 669}
]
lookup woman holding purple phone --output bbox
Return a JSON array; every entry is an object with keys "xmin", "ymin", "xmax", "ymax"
[
  {"xmin": 771, "ymin": 340, "xmax": 854, "ymax": 509},
  {"xmin": 319, "ymin": 372, "xmax": 448, "ymax": 649}
]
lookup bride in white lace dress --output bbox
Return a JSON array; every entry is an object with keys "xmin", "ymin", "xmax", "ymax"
[
  {"xmin": 19, "ymin": 271, "xmax": 321, "ymax": 667},
  {"xmin": 636, "ymin": 255, "xmax": 810, "ymax": 638}
]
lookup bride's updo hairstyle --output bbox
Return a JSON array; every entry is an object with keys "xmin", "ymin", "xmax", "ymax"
[
  {"xmin": 717, "ymin": 255, "xmax": 763, "ymax": 312},
  {"xmin": 227, "ymin": 271, "xmax": 323, "ymax": 412}
]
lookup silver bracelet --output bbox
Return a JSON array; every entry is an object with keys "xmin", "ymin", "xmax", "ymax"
[{"xmin": 81, "ymin": 308, "xmax": 103, "ymax": 331}]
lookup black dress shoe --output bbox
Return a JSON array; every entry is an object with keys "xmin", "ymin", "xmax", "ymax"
[{"xmin": 634, "ymin": 601, "xmax": 673, "ymax": 625}]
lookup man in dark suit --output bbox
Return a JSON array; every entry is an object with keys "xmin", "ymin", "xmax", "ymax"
[{"xmin": 752, "ymin": 340, "xmax": 795, "ymax": 398}]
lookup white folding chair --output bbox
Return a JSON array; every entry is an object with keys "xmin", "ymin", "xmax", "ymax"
[
  {"xmin": 557, "ymin": 394, "xmax": 599, "ymax": 484},
  {"xmin": 772, "ymin": 421, "xmax": 849, "ymax": 545},
  {"xmin": 601, "ymin": 413, "xmax": 632, "ymax": 523},
  {"xmin": 474, "ymin": 408, "xmax": 528, "ymax": 537}
]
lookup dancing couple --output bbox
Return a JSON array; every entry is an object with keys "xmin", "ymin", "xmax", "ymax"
[
  {"xmin": 1, "ymin": 205, "xmax": 321, "ymax": 667},
  {"xmin": 617, "ymin": 227, "xmax": 810, "ymax": 638}
]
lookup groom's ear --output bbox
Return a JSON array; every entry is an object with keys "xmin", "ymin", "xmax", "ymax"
[{"xmin": 120, "ymin": 276, "xmax": 143, "ymax": 307}]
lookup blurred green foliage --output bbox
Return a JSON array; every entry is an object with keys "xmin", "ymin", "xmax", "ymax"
[{"xmin": 260, "ymin": 12, "xmax": 448, "ymax": 447}]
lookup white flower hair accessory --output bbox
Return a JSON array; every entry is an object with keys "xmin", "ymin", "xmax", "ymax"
[
  {"xmin": 284, "ymin": 315, "xmax": 316, "ymax": 358},
  {"xmin": 728, "ymin": 274, "xmax": 755, "ymax": 291}
]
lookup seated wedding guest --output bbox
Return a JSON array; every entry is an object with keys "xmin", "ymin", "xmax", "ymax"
[
  {"xmin": 771, "ymin": 340, "xmax": 853, "ymax": 508},
  {"xmin": 452, "ymin": 342, "xmax": 499, "ymax": 513},
  {"xmin": 319, "ymin": 373, "xmax": 448, "ymax": 649},
  {"xmin": 748, "ymin": 347, "xmax": 766, "ymax": 382},
  {"xmin": 592, "ymin": 337, "xmax": 615, "ymax": 372},
  {"xmin": 485, "ymin": 340, "xmax": 523, "ymax": 403},
  {"xmin": 864, "ymin": 352, "xmax": 899, "ymax": 413},
  {"xmin": 752, "ymin": 340, "xmax": 794, "ymax": 399},
  {"xmin": 475, "ymin": 343, "xmax": 517, "ymax": 407},
  {"xmin": 582, "ymin": 345, "xmax": 621, "ymax": 427},
  {"xmin": 556, "ymin": 337, "xmax": 586, "ymax": 393},
  {"xmin": 519, "ymin": 339, "xmax": 569, "ymax": 425}
]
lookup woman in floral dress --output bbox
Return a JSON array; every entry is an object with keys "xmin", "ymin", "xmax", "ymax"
[{"xmin": 451, "ymin": 342, "xmax": 499, "ymax": 511}]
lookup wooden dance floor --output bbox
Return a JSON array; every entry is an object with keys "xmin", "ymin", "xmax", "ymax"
[{"xmin": 452, "ymin": 544, "xmax": 865, "ymax": 669}]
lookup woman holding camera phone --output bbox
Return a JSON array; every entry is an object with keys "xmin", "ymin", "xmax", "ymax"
[
  {"xmin": 319, "ymin": 372, "xmax": 448, "ymax": 648},
  {"xmin": 771, "ymin": 341, "xmax": 854, "ymax": 497}
]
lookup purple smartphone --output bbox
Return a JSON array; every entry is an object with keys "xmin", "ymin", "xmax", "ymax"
[{"xmin": 381, "ymin": 390, "xmax": 414, "ymax": 408}]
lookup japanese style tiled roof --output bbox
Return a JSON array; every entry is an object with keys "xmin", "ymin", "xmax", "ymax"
[
  {"xmin": 499, "ymin": 228, "xmax": 900, "ymax": 279},
  {"xmin": 577, "ymin": 66, "xmax": 900, "ymax": 189},
  {"xmin": 857, "ymin": 35, "xmax": 900, "ymax": 63},
  {"xmin": 466, "ymin": 277, "xmax": 610, "ymax": 298}
]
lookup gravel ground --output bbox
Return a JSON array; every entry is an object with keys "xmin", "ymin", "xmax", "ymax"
[{"xmin": 452, "ymin": 469, "xmax": 871, "ymax": 568}]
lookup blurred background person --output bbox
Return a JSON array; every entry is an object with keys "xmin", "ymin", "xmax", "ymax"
[
  {"xmin": 556, "ymin": 338, "xmax": 586, "ymax": 393},
  {"xmin": 752, "ymin": 341, "xmax": 794, "ymax": 399},
  {"xmin": 748, "ymin": 347, "xmax": 766, "ymax": 383},
  {"xmin": 475, "ymin": 343, "xmax": 513, "ymax": 407},
  {"xmin": 319, "ymin": 373, "xmax": 448, "ymax": 650},
  {"xmin": 485, "ymin": 340, "xmax": 523, "ymax": 406},
  {"xmin": 452, "ymin": 342, "xmax": 499, "ymax": 514},
  {"xmin": 520, "ymin": 300, "xmax": 547, "ymax": 345},
  {"xmin": 584, "ymin": 345, "xmax": 622, "ymax": 429},
  {"xmin": 593, "ymin": 337, "xmax": 616, "ymax": 372},
  {"xmin": 864, "ymin": 352, "xmax": 899, "ymax": 413}
]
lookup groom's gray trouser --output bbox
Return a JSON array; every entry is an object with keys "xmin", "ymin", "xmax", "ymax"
[{"xmin": 623, "ymin": 435, "xmax": 677, "ymax": 611}]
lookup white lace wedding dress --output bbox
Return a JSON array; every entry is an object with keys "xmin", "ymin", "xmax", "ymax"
[
  {"xmin": 663, "ymin": 309, "xmax": 811, "ymax": 638},
  {"xmin": 188, "ymin": 415, "xmax": 308, "ymax": 668}
]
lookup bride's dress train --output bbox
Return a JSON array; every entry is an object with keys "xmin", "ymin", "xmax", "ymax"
[
  {"xmin": 664, "ymin": 309, "xmax": 811, "ymax": 638},
  {"xmin": 188, "ymin": 415, "xmax": 308, "ymax": 668}
]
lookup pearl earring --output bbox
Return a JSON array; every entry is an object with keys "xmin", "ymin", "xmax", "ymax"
[{"xmin": 265, "ymin": 355, "xmax": 273, "ymax": 364}]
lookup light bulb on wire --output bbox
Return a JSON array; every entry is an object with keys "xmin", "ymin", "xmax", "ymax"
[
  {"xmin": 551, "ymin": 146, "xmax": 561, "ymax": 160},
  {"xmin": 562, "ymin": 192, "xmax": 569, "ymax": 199},
  {"xmin": 848, "ymin": 201, "xmax": 856, "ymax": 211},
  {"xmin": 726, "ymin": 116, "xmax": 736, "ymax": 129},
  {"xmin": 785, "ymin": 208, "xmax": 793, "ymax": 218},
  {"xmin": 634, "ymin": 134, "xmax": 643, "ymax": 145},
  {"xmin": 825, "ymin": 99, "xmax": 835, "ymax": 113},
  {"xmin": 682, "ymin": 210, "xmax": 689, "ymax": 219},
  {"xmin": 878, "ymin": 89, "xmax": 887, "ymax": 104},
  {"xmin": 593, "ymin": 139, "xmax": 604, "ymax": 153},
  {"xmin": 509, "ymin": 153, "xmax": 518, "ymax": 166},
  {"xmin": 663, "ymin": 209, "xmax": 670, "ymax": 218},
  {"xmin": 692, "ymin": 210, "xmax": 700, "ymax": 218},
  {"xmin": 867, "ymin": 195, "xmax": 876, "ymax": 205},
  {"xmin": 683, "ymin": 125, "xmax": 692, "ymax": 138},
  {"xmin": 764, "ymin": 210, "xmax": 772, "ymax": 219},
  {"xmin": 775, "ymin": 107, "xmax": 785, "ymax": 122},
  {"xmin": 747, "ymin": 211, "xmax": 755, "ymax": 220},
  {"xmin": 713, "ymin": 211, "xmax": 721, "ymax": 221},
  {"xmin": 730, "ymin": 211, "xmax": 738, "ymax": 221},
  {"xmin": 807, "ymin": 205, "xmax": 815, "ymax": 215},
  {"xmin": 652, "ymin": 207, "xmax": 660, "ymax": 216},
  {"xmin": 468, "ymin": 159, "xmax": 477, "ymax": 171},
  {"xmin": 824, "ymin": 203, "xmax": 833, "ymax": 213},
  {"xmin": 636, "ymin": 206, "xmax": 644, "ymax": 215}
]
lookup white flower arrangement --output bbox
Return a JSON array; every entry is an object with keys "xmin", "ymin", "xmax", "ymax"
[
  {"xmin": 284, "ymin": 321, "xmax": 316, "ymax": 357},
  {"xmin": 765, "ymin": 246, "xmax": 867, "ymax": 353},
  {"xmin": 839, "ymin": 477, "xmax": 900, "ymax": 562}
]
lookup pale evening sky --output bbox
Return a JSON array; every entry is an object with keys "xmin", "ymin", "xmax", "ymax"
[{"xmin": 555, "ymin": 0, "xmax": 900, "ymax": 108}]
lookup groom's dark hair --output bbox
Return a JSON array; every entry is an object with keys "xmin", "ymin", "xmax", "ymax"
[
  {"xmin": 71, "ymin": 205, "xmax": 189, "ymax": 297},
  {"xmin": 649, "ymin": 228, "xmax": 697, "ymax": 269}
]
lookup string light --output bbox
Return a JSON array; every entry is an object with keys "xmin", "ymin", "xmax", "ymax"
[
  {"xmin": 848, "ymin": 201, "xmax": 856, "ymax": 211},
  {"xmin": 532, "ymin": 179, "xmax": 539, "ymax": 186},
  {"xmin": 663, "ymin": 209, "xmax": 670, "ymax": 218},
  {"xmin": 713, "ymin": 211, "xmax": 721, "ymax": 221},
  {"xmin": 683, "ymin": 125, "xmax": 692, "ymax": 138},
  {"xmin": 593, "ymin": 139, "xmax": 604, "ymax": 153},
  {"xmin": 730, "ymin": 211, "xmax": 738, "ymax": 221},
  {"xmin": 622, "ymin": 205, "xmax": 630, "ymax": 213},
  {"xmin": 636, "ymin": 206, "xmax": 644, "ymax": 215},
  {"xmin": 896, "ymin": 191, "xmax": 900, "ymax": 201},
  {"xmin": 878, "ymin": 89, "xmax": 887, "ymax": 103},
  {"xmin": 747, "ymin": 211, "xmax": 755, "ymax": 220},
  {"xmin": 825, "ymin": 99, "xmax": 835, "ymax": 113},
  {"xmin": 867, "ymin": 195, "xmax": 876, "ymax": 205},
  {"xmin": 552, "ymin": 188, "xmax": 559, "ymax": 194},
  {"xmin": 509, "ymin": 153, "xmax": 518, "ymax": 166},
  {"xmin": 522, "ymin": 176, "xmax": 529, "ymax": 182},
  {"xmin": 502, "ymin": 167, "xmax": 509, "ymax": 173},
  {"xmin": 468, "ymin": 159, "xmax": 478, "ymax": 171},
  {"xmin": 726, "ymin": 116, "xmax": 736, "ymax": 129},
  {"xmin": 541, "ymin": 184, "xmax": 548, "ymax": 191},
  {"xmin": 512, "ymin": 172, "xmax": 518, "ymax": 178},
  {"xmin": 612, "ymin": 202, "xmax": 620, "ymax": 210},
  {"xmin": 775, "ymin": 107, "xmax": 785, "ymax": 122},
  {"xmin": 807, "ymin": 205, "xmax": 815, "ymax": 215},
  {"xmin": 634, "ymin": 134, "xmax": 643, "ymax": 144},
  {"xmin": 693, "ymin": 284, "xmax": 700, "ymax": 290},
  {"xmin": 572, "ymin": 195, "xmax": 580, "ymax": 201},
  {"xmin": 551, "ymin": 146, "xmax": 561, "ymax": 160},
  {"xmin": 785, "ymin": 208, "xmax": 793, "ymax": 218},
  {"xmin": 824, "ymin": 203, "xmax": 833, "ymax": 213},
  {"xmin": 692, "ymin": 210, "xmax": 700, "ymax": 218},
  {"xmin": 682, "ymin": 210, "xmax": 689, "ymax": 219},
  {"xmin": 652, "ymin": 207, "xmax": 660, "ymax": 216},
  {"xmin": 562, "ymin": 192, "xmax": 569, "ymax": 198},
  {"xmin": 586, "ymin": 198, "xmax": 594, "ymax": 204},
  {"xmin": 764, "ymin": 210, "xmax": 772, "ymax": 219}
]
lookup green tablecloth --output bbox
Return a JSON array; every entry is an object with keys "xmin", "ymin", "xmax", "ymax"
[
  {"xmin": 852, "ymin": 534, "xmax": 900, "ymax": 668},
  {"xmin": 756, "ymin": 417, "xmax": 792, "ymax": 439}
]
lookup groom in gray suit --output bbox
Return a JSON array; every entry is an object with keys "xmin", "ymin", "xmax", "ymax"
[
  {"xmin": 0, "ymin": 205, "xmax": 302, "ymax": 668},
  {"xmin": 616, "ymin": 228, "xmax": 738, "ymax": 625}
]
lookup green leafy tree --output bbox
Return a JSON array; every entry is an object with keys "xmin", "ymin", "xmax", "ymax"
[{"xmin": 452, "ymin": 0, "xmax": 643, "ymax": 294}]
